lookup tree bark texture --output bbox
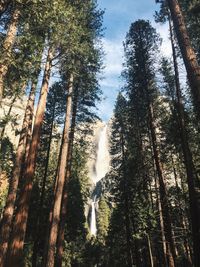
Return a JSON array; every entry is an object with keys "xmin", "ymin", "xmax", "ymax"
[
  {"xmin": 32, "ymin": 98, "xmax": 56, "ymax": 267},
  {"xmin": 55, "ymin": 91, "xmax": 78, "ymax": 267},
  {"xmin": 169, "ymin": 15, "xmax": 200, "ymax": 267},
  {"xmin": 167, "ymin": 0, "xmax": 200, "ymax": 118},
  {"xmin": 45, "ymin": 73, "xmax": 74, "ymax": 267},
  {"xmin": 0, "ymin": 80, "xmax": 36, "ymax": 267},
  {"xmin": 6, "ymin": 46, "xmax": 54, "ymax": 267}
]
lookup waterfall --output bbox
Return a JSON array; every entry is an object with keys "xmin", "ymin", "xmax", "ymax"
[
  {"xmin": 89, "ymin": 123, "xmax": 110, "ymax": 236},
  {"xmin": 95, "ymin": 125, "xmax": 110, "ymax": 183},
  {"xmin": 90, "ymin": 198, "xmax": 97, "ymax": 236}
]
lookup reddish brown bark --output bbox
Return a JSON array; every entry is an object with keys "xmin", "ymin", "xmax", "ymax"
[
  {"xmin": 45, "ymin": 73, "xmax": 74, "ymax": 267},
  {"xmin": 0, "ymin": 80, "xmax": 35, "ymax": 267},
  {"xmin": 32, "ymin": 97, "xmax": 56, "ymax": 267},
  {"xmin": 167, "ymin": 0, "xmax": 200, "ymax": 118},
  {"xmin": 169, "ymin": 16, "xmax": 200, "ymax": 266},
  {"xmin": 55, "ymin": 91, "xmax": 78, "ymax": 267},
  {"xmin": 6, "ymin": 46, "xmax": 54, "ymax": 267},
  {"xmin": 0, "ymin": 6, "xmax": 20, "ymax": 105},
  {"xmin": 42, "ymin": 145, "xmax": 62, "ymax": 267}
]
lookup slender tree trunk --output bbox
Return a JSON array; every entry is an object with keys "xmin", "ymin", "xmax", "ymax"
[
  {"xmin": 55, "ymin": 91, "xmax": 78, "ymax": 267},
  {"xmin": 154, "ymin": 172, "xmax": 167, "ymax": 267},
  {"xmin": 6, "ymin": 46, "xmax": 54, "ymax": 267},
  {"xmin": 148, "ymin": 101, "xmax": 176, "ymax": 267},
  {"xmin": 167, "ymin": 0, "xmax": 200, "ymax": 118},
  {"xmin": 169, "ymin": 16, "xmax": 200, "ymax": 266},
  {"xmin": 0, "ymin": 6, "xmax": 20, "ymax": 105},
  {"xmin": 171, "ymin": 154, "xmax": 192, "ymax": 266},
  {"xmin": 148, "ymin": 127, "xmax": 168, "ymax": 267},
  {"xmin": 42, "ymin": 142, "xmax": 63, "ymax": 267},
  {"xmin": 182, "ymin": 217, "xmax": 193, "ymax": 266},
  {"xmin": 0, "ymin": 80, "xmax": 36, "ymax": 267},
  {"xmin": 45, "ymin": 73, "xmax": 74, "ymax": 267},
  {"xmin": 146, "ymin": 233, "xmax": 154, "ymax": 267},
  {"xmin": 32, "ymin": 99, "xmax": 56, "ymax": 267}
]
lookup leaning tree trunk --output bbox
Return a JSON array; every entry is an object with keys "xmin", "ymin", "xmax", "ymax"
[
  {"xmin": 45, "ymin": 73, "xmax": 74, "ymax": 267},
  {"xmin": 6, "ymin": 46, "xmax": 54, "ymax": 267},
  {"xmin": 0, "ymin": 5, "xmax": 20, "ymax": 105},
  {"xmin": 167, "ymin": 0, "xmax": 200, "ymax": 118},
  {"xmin": 146, "ymin": 233, "xmax": 154, "ymax": 267},
  {"xmin": 0, "ymin": 80, "xmax": 36, "ymax": 267},
  {"xmin": 55, "ymin": 91, "xmax": 78, "ymax": 267},
  {"xmin": 169, "ymin": 15, "xmax": 200, "ymax": 267},
  {"xmin": 148, "ymin": 127, "xmax": 168, "ymax": 266},
  {"xmin": 148, "ymin": 101, "xmax": 176, "ymax": 267}
]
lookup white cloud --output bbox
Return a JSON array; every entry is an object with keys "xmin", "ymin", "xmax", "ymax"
[
  {"xmin": 155, "ymin": 23, "xmax": 172, "ymax": 57},
  {"xmin": 99, "ymin": 77, "xmax": 121, "ymax": 89},
  {"xmin": 97, "ymin": 98, "xmax": 114, "ymax": 122},
  {"xmin": 97, "ymin": 37, "xmax": 124, "ymax": 121},
  {"xmin": 101, "ymin": 38, "xmax": 124, "ymax": 77}
]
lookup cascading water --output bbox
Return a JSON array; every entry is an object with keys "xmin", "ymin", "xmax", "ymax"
[
  {"xmin": 89, "ymin": 123, "xmax": 110, "ymax": 236},
  {"xmin": 90, "ymin": 197, "xmax": 97, "ymax": 236},
  {"xmin": 94, "ymin": 125, "xmax": 110, "ymax": 183}
]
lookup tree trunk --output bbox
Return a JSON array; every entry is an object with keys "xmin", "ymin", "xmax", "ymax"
[
  {"xmin": 148, "ymin": 127, "xmax": 168, "ymax": 267},
  {"xmin": 45, "ymin": 73, "xmax": 74, "ymax": 267},
  {"xmin": 55, "ymin": 91, "xmax": 78, "ymax": 267},
  {"xmin": 171, "ymin": 154, "xmax": 192, "ymax": 265},
  {"xmin": 0, "ymin": 80, "xmax": 36, "ymax": 267},
  {"xmin": 168, "ymin": 16, "xmax": 200, "ymax": 267},
  {"xmin": 155, "ymin": 175, "xmax": 168, "ymax": 266},
  {"xmin": 32, "ymin": 98, "xmax": 56, "ymax": 267},
  {"xmin": 146, "ymin": 234, "xmax": 154, "ymax": 267},
  {"xmin": 6, "ymin": 46, "xmax": 54, "ymax": 267},
  {"xmin": 42, "ymin": 142, "xmax": 63, "ymax": 267},
  {"xmin": 0, "ymin": 6, "xmax": 20, "ymax": 105},
  {"xmin": 167, "ymin": 0, "xmax": 200, "ymax": 118},
  {"xmin": 148, "ymin": 102, "xmax": 176, "ymax": 267}
]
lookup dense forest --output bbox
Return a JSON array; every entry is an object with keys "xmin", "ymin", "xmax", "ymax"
[{"xmin": 0, "ymin": 0, "xmax": 200, "ymax": 266}]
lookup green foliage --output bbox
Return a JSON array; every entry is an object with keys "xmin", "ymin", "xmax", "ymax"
[
  {"xmin": 0, "ymin": 173, "xmax": 8, "ymax": 218},
  {"xmin": 62, "ymin": 142, "xmax": 91, "ymax": 266},
  {"xmin": 0, "ymin": 137, "xmax": 15, "ymax": 174},
  {"xmin": 97, "ymin": 196, "xmax": 111, "ymax": 244}
]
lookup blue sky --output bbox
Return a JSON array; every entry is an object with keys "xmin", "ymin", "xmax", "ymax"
[{"xmin": 96, "ymin": 0, "xmax": 172, "ymax": 121}]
